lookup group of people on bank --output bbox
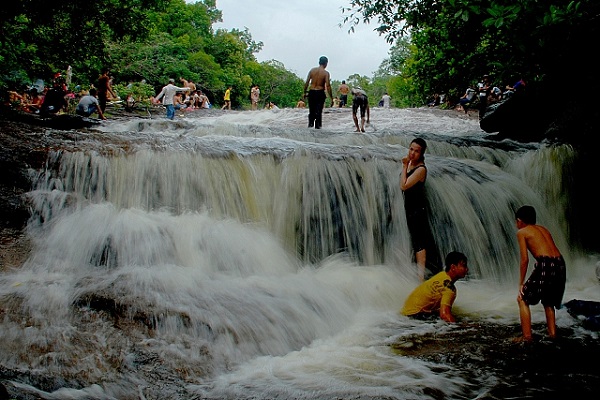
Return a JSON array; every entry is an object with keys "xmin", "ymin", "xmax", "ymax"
[
  {"xmin": 456, "ymin": 73, "xmax": 526, "ymax": 114},
  {"xmin": 5, "ymin": 69, "xmax": 117, "ymax": 120},
  {"xmin": 399, "ymin": 137, "xmax": 565, "ymax": 343},
  {"xmin": 4, "ymin": 69, "xmax": 223, "ymax": 121},
  {"xmin": 6, "ymin": 56, "xmax": 392, "ymax": 125}
]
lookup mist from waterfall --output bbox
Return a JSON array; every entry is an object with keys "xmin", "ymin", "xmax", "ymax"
[{"xmin": 1, "ymin": 107, "xmax": 598, "ymax": 399}]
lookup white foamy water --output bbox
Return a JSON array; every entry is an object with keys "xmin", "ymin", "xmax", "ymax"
[{"xmin": 0, "ymin": 107, "xmax": 598, "ymax": 399}]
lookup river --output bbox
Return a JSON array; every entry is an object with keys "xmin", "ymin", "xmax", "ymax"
[{"xmin": 0, "ymin": 106, "xmax": 598, "ymax": 399}]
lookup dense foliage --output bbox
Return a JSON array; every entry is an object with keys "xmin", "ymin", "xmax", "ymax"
[
  {"xmin": 1, "ymin": 1, "xmax": 598, "ymax": 110},
  {"xmin": 0, "ymin": 0, "xmax": 304, "ymax": 109},
  {"xmin": 344, "ymin": 0, "xmax": 600, "ymax": 105}
]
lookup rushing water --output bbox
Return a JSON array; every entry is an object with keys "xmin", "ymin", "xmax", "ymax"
[{"xmin": 1, "ymin": 107, "xmax": 599, "ymax": 399}]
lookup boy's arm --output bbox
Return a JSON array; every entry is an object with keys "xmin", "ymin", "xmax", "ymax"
[
  {"xmin": 517, "ymin": 230, "xmax": 530, "ymax": 290},
  {"xmin": 439, "ymin": 304, "xmax": 455, "ymax": 322}
]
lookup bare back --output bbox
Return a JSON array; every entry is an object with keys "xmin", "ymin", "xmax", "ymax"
[
  {"xmin": 338, "ymin": 83, "xmax": 349, "ymax": 95},
  {"xmin": 305, "ymin": 66, "xmax": 330, "ymax": 91},
  {"xmin": 518, "ymin": 224, "xmax": 561, "ymax": 259}
]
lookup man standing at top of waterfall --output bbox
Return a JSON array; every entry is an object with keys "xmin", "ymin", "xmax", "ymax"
[
  {"xmin": 303, "ymin": 55, "xmax": 333, "ymax": 129},
  {"xmin": 514, "ymin": 205, "xmax": 566, "ymax": 342},
  {"xmin": 153, "ymin": 78, "xmax": 191, "ymax": 120}
]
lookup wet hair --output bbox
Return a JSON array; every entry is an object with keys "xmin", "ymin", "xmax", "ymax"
[
  {"xmin": 89, "ymin": 88, "xmax": 97, "ymax": 96},
  {"xmin": 515, "ymin": 205, "xmax": 536, "ymax": 224},
  {"xmin": 445, "ymin": 251, "xmax": 467, "ymax": 272},
  {"xmin": 319, "ymin": 56, "xmax": 328, "ymax": 66}
]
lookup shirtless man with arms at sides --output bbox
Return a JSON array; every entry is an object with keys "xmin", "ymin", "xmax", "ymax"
[
  {"xmin": 515, "ymin": 205, "xmax": 566, "ymax": 342},
  {"xmin": 303, "ymin": 55, "xmax": 333, "ymax": 129},
  {"xmin": 337, "ymin": 80, "xmax": 350, "ymax": 107}
]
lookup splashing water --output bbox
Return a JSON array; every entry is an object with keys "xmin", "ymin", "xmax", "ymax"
[{"xmin": 1, "ymin": 107, "xmax": 598, "ymax": 399}]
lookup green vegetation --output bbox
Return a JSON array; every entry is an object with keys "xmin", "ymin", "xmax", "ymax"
[
  {"xmin": 0, "ymin": 0, "xmax": 304, "ymax": 109},
  {"xmin": 345, "ymin": 0, "xmax": 599, "ymax": 106},
  {"xmin": 1, "ymin": 0, "xmax": 598, "ymax": 110}
]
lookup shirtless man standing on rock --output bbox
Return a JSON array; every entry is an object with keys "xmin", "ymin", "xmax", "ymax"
[
  {"xmin": 337, "ymin": 80, "xmax": 350, "ymax": 107},
  {"xmin": 303, "ymin": 56, "xmax": 333, "ymax": 129}
]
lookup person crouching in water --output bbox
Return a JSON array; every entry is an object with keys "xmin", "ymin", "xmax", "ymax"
[
  {"xmin": 76, "ymin": 88, "xmax": 106, "ymax": 120},
  {"xmin": 401, "ymin": 251, "xmax": 469, "ymax": 322}
]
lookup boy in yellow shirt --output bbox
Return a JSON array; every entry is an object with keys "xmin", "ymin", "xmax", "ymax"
[{"xmin": 401, "ymin": 251, "xmax": 469, "ymax": 322}]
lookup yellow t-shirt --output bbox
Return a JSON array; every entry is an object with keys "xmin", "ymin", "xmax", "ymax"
[
  {"xmin": 224, "ymin": 88, "xmax": 231, "ymax": 101},
  {"xmin": 401, "ymin": 271, "xmax": 456, "ymax": 316}
]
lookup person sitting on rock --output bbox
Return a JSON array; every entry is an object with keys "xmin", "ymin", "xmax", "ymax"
[{"xmin": 76, "ymin": 88, "xmax": 106, "ymax": 119}]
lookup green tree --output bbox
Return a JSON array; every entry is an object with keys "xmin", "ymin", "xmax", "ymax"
[
  {"xmin": 373, "ymin": 37, "xmax": 418, "ymax": 107},
  {"xmin": 345, "ymin": 0, "xmax": 600, "ymax": 104},
  {"xmin": 245, "ymin": 60, "xmax": 304, "ymax": 109},
  {"xmin": 0, "ymin": 0, "xmax": 170, "ymax": 88}
]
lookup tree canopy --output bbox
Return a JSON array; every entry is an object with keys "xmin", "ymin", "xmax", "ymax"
[
  {"xmin": 1, "ymin": 0, "xmax": 599, "ymax": 110},
  {"xmin": 344, "ymin": 0, "xmax": 600, "ymax": 104},
  {"xmin": 0, "ymin": 0, "xmax": 305, "ymax": 109}
]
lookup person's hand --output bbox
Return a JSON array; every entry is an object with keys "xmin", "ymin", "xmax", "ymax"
[{"xmin": 402, "ymin": 156, "xmax": 409, "ymax": 166}]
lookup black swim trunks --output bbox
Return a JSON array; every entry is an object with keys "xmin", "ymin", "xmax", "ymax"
[
  {"xmin": 340, "ymin": 94, "xmax": 348, "ymax": 107},
  {"xmin": 352, "ymin": 94, "xmax": 368, "ymax": 118},
  {"xmin": 522, "ymin": 256, "xmax": 566, "ymax": 307}
]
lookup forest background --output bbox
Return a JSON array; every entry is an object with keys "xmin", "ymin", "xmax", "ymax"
[{"xmin": 0, "ymin": 0, "xmax": 598, "ymax": 112}]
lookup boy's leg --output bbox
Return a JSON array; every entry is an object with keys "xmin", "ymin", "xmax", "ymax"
[
  {"xmin": 517, "ymin": 297, "xmax": 533, "ymax": 340},
  {"xmin": 544, "ymin": 306, "xmax": 557, "ymax": 338}
]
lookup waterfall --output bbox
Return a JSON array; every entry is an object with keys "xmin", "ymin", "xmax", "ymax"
[
  {"xmin": 1, "ymin": 108, "xmax": 597, "ymax": 400},
  {"xmin": 27, "ymin": 134, "xmax": 572, "ymax": 282}
]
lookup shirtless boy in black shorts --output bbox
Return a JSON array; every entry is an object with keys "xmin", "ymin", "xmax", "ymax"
[{"xmin": 515, "ymin": 205, "xmax": 566, "ymax": 342}]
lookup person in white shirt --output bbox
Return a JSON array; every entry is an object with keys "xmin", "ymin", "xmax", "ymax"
[
  {"xmin": 153, "ymin": 78, "xmax": 191, "ymax": 119},
  {"xmin": 381, "ymin": 92, "xmax": 391, "ymax": 108}
]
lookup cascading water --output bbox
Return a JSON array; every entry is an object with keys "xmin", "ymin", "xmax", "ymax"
[{"xmin": 0, "ymin": 107, "xmax": 598, "ymax": 399}]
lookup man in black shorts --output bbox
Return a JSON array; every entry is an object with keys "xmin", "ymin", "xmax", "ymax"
[
  {"xmin": 515, "ymin": 205, "xmax": 566, "ymax": 342},
  {"xmin": 303, "ymin": 56, "xmax": 333, "ymax": 129},
  {"xmin": 351, "ymin": 87, "xmax": 370, "ymax": 132},
  {"xmin": 337, "ymin": 80, "xmax": 349, "ymax": 107}
]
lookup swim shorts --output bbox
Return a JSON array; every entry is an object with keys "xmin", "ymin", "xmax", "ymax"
[{"xmin": 522, "ymin": 256, "xmax": 566, "ymax": 307}]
